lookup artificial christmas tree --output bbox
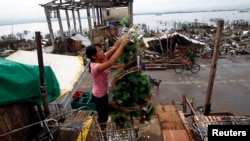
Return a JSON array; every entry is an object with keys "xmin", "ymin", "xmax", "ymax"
[{"xmin": 109, "ymin": 25, "xmax": 156, "ymax": 128}]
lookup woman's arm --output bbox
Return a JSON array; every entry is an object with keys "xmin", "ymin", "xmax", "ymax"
[
  {"xmin": 97, "ymin": 37, "xmax": 130, "ymax": 72},
  {"xmin": 115, "ymin": 57, "xmax": 137, "ymax": 70},
  {"xmin": 106, "ymin": 38, "xmax": 123, "ymax": 58}
]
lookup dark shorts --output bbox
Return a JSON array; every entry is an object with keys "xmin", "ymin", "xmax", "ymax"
[{"xmin": 92, "ymin": 94, "xmax": 109, "ymax": 123}]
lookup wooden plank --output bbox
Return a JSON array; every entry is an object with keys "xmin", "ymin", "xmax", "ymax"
[
  {"xmin": 11, "ymin": 104, "xmax": 29, "ymax": 140},
  {"xmin": 146, "ymin": 67, "xmax": 167, "ymax": 70},
  {"xmin": 156, "ymin": 103, "xmax": 192, "ymax": 141},
  {"xmin": 56, "ymin": 130, "xmax": 80, "ymax": 141},
  {"xmin": 156, "ymin": 103, "xmax": 185, "ymax": 130},
  {"xmin": 162, "ymin": 130, "xmax": 190, "ymax": 141},
  {"xmin": 242, "ymin": 48, "xmax": 250, "ymax": 53},
  {"xmin": 0, "ymin": 103, "xmax": 39, "ymax": 141},
  {"xmin": 179, "ymin": 111, "xmax": 196, "ymax": 141}
]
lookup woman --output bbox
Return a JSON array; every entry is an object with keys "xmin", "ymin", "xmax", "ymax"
[{"xmin": 86, "ymin": 37, "xmax": 130, "ymax": 130}]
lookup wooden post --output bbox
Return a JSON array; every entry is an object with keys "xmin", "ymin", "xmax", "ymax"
[
  {"xmin": 44, "ymin": 7, "xmax": 55, "ymax": 51},
  {"xmin": 77, "ymin": 9, "xmax": 83, "ymax": 35},
  {"xmin": 86, "ymin": 2, "xmax": 93, "ymax": 44},
  {"xmin": 72, "ymin": 9, "xmax": 77, "ymax": 33},
  {"xmin": 158, "ymin": 38, "xmax": 164, "ymax": 53},
  {"xmin": 128, "ymin": 0, "xmax": 133, "ymax": 25},
  {"xmin": 100, "ymin": 7, "xmax": 104, "ymax": 25},
  {"xmin": 204, "ymin": 20, "xmax": 224, "ymax": 115},
  {"xmin": 57, "ymin": 7, "xmax": 64, "ymax": 41},
  {"xmin": 182, "ymin": 94, "xmax": 187, "ymax": 113},
  {"xmin": 92, "ymin": 4, "xmax": 97, "ymax": 27},
  {"xmin": 35, "ymin": 31, "xmax": 51, "ymax": 117},
  {"xmin": 65, "ymin": 9, "xmax": 71, "ymax": 36},
  {"xmin": 96, "ymin": 6, "xmax": 100, "ymax": 26}
]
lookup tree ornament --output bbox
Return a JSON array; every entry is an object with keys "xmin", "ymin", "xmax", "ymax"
[{"xmin": 142, "ymin": 106, "xmax": 148, "ymax": 112}]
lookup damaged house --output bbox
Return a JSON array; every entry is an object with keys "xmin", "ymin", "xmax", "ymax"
[{"xmin": 144, "ymin": 32, "xmax": 206, "ymax": 58}]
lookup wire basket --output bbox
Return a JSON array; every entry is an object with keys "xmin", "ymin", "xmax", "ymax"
[{"xmin": 88, "ymin": 117, "xmax": 149, "ymax": 141}]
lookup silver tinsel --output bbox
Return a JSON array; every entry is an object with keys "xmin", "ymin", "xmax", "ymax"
[{"xmin": 121, "ymin": 24, "xmax": 145, "ymax": 42}]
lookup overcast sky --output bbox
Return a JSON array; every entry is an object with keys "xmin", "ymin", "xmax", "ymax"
[{"xmin": 0, "ymin": 0, "xmax": 249, "ymax": 25}]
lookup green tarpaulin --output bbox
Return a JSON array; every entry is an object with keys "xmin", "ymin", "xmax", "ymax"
[{"xmin": 0, "ymin": 58, "xmax": 60, "ymax": 106}]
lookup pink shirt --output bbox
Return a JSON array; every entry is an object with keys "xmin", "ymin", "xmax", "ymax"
[{"xmin": 90, "ymin": 53, "xmax": 110, "ymax": 98}]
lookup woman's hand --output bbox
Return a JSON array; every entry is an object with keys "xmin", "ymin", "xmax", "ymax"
[
  {"xmin": 114, "ymin": 38, "xmax": 122, "ymax": 47},
  {"xmin": 115, "ymin": 64, "xmax": 124, "ymax": 70},
  {"xmin": 119, "ymin": 37, "xmax": 130, "ymax": 48}
]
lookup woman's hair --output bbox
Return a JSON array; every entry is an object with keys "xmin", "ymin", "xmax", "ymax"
[
  {"xmin": 86, "ymin": 43, "xmax": 102, "ymax": 62},
  {"xmin": 86, "ymin": 43, "xmax": 102, "ymax": 73},
  {"xmin": 86, "ymin": 45, "xmax": 96, "ymax": 62}
]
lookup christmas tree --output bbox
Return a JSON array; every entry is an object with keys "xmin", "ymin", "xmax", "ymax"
[{"xmin": 109, "ymin": 25, "xmax": 155, "ymax": 128}]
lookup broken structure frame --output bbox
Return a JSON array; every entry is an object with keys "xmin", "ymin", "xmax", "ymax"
[{"xmin": 40, "ymin": 0, "xmax": 134, "ymax": 50}]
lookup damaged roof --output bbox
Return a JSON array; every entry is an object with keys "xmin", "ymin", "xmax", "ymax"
[{"xmin": 40, "ymin": 0, "xmax": 132, "ymax": 10}]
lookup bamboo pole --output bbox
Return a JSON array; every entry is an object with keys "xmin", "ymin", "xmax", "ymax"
[
  {"xmin": 204, "ymin": 20, "xmax": 224, "ymax": 115},
  {"xmin": 35, "ymin": 31, "xmax": 51, "ymax": 117}
]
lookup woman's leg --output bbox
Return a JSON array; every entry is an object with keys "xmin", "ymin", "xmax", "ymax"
[{"xmin": 92, "ymin": 94, "xmax": 109, "ymax": 125}]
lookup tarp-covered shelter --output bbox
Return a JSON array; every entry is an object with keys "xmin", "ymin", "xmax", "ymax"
[
  {"xmin": 6, "ymin": 50, "xmax": 85, "ymax": 100},
  {"xmin": 0, "ymin": 58, "xmax": 60, "ymax": 106},
  {"xmin": 144, "ymin": 32, "xmax": 206, "ymax": 56},
  {"xmin": 0, "ymin": 51, "xmax": 87, "ymax": 141}
]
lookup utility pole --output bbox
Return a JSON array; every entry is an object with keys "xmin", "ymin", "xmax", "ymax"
[{"xmin": 204, "ymin": 20, "xmax": 224, "ymax": 115}]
